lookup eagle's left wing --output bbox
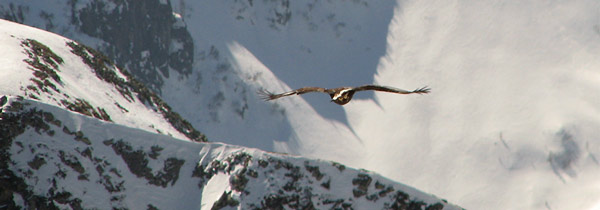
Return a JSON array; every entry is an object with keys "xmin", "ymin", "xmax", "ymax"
[
  {"xmin": 353, "ymin": 85, "xmax": 430, "ymax": 94},
  {"xmin": 258, "ymin": 87, "xmax": 327, "ymax": 101}
]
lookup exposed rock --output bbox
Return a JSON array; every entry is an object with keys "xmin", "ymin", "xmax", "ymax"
[
  {"xmin": 1, "ymin": 98, "xmax": 459, "ymax": 209},
  {"xmin": 74, "ymin": 0, "xmax": 194, "ymax": 92},
  {"xmin": 67, "ymin": 41, "xmax": 206, "ymax": 142},
  {"xmin": 104, "ymin": 139, "xmax": 185, "ymax": 187}
]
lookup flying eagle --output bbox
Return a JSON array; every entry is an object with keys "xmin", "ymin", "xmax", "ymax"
[{"xmin": 258, "ymin": 85, "xmax": 430, "ymax": 105}]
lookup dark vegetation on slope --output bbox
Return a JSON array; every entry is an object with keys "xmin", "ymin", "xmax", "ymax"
[
  {"xmin": 0, "ymin": 98, "xmax": 83, "ymax": 209},
  {"xmin": 193, "ymin": 151, "xmax": 448, "ymax": 210},
  {"xmin": 16, "ymin": 37, "xmax": 205, "ymax": 142},
  {"xmin": 1, "ymin": 97, "xmax": 456, "ymax": 209},
  {"xmin": 0, "ymin": 98, "xmax": 184, "ymax": 209},
  {"xmin": 20, "ymin": 38, "xmax": 112, "ymax": 122},
  {"xmin": 103, "ymin": 139, "xmax": 185, "ymax": 188},
  {"xmin": 66, "ymin": 41, "xmax": 206, "ymax": 142},
  {"xmin": 21, "ymin": 38, "xmax": 63, "ymax": 87}
]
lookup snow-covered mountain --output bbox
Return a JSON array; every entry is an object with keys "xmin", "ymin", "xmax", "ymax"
[
  {"xmin": 0, "ymin": 19, "xmax": 460, "ymax": 209},
  {"xmin": 3, "ymin": 0, "xmax": 600, "ymax": 209},
  {"xmin": 1, "ymin": 96, "xmax": 458, "ymax": 209},
  {"xmin": 0, "ymin": 0, "xmax": 385, "ymax": 163},
  {"xmin": 0, "ymin": 20, "xmax": 203, "ymax": 142}
]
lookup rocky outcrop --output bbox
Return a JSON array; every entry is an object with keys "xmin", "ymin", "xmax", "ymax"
[
  {"xmin": 1, "ymin": 0, "xmax": 194, "ymax": 93},
  {"xmin": 74, "ymin": 0, "xmax": 194, "ymax": 92}
]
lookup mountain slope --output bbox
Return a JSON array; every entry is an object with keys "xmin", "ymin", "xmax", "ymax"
[
  {"xmin": 0, "ymin": 18, "xmax": 461, "ymax": 209},
  {"xmin": 3, "ymin": 1, "xmax": 600, "ymax": 209},
  {"xmin": 0, "ymin": 19, "xmax": 204, "ymax": 142},
  {"xmin": 345, "ymin": 1, "xmax": 600, "ymax": 209},
  {"xmin": 0, "ymin": 0, "xmax": 389, "ymax": 158},
  {"xmin": 0, "ymin": 97, "xmax": 460, "ymax": 209}
]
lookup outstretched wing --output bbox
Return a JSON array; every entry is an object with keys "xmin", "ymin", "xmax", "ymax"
[
  {"xmin": 353, "ymin": 85, "xmax": 431, "ymax": 94},
  {"xmin": 258, "ymin": 87, "xmax": 328, "ymax": 101}
]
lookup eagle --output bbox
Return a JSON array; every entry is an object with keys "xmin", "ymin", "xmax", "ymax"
[{"xmin": 258, "ymin": 85, "xmax": 430, "ymax": 105}]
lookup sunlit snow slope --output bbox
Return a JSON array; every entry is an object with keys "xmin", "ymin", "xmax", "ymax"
[
  {"xmin": 0, "ymin": 20, "xmax": 203, "ymax": 142},
  {"xmin": 161, "ymin": 0, "xmax": 395, "ymax": 164},
  {"xmin": 1, "ymin": 0, "xmax": 386, "ymax": 166},
  {"xmin": 1, "ymin": 96, "xmax": 460, "ymax": 209},
  {"xmin": 178, "ymin": 1, "xmax": 600, "ymax": 208},
  {"xmin": 0, "ymin": 0, "xmax": 392, "ymax": 167},
  {"xmin": 345, "ymin": 1, "xmax": 600, "ymax": 209},
  {"xmin": 0, "ymin": 20, "xmax": 460, "ymax": 209}
]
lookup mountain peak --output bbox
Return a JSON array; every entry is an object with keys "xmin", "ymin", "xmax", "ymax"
[{"xmin": 0, "ymin": 19, "xmax": 205, "ymax": 142}]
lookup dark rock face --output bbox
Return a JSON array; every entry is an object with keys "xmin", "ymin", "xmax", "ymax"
[
  {"xmin": 0, "ymin": 98, "xmax": 190, "ymax": 209},
  {"xmin": 73, "ymin": 0, "xmax": 194, "ymax": 93},
  {"xmin": 0, "ymin": 3, "xmax": 27, "ymax": 23},
  {"xmin": 104, "ymin": 139, "xmax": 185, "ymax": 187},
  {"xmin": 192, "ymin": 151, "xmax": 452, "ymax": 210},
  {"xmin": 0, "ymin": 98, "xmax": 83, "ymax": 210},
  {"xmin": 1, "ymin": 0, "xmax": 195, "ymax": 93}
]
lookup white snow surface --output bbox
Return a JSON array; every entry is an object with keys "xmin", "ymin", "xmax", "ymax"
[
  {"xmin": 2, "ymin": 0, "xmax": 600, "ymax": 209},
  {"xmin": 173, "ymin": 1, "xmax": 600, "ymax": 209},
  {"xmin": 0, "ymin": 20, "xmax": 190, "ymax": 141},
  {"xmin": 345, "ymin": 1, "xmax": 600, "ymax": 209},
  {"xmin": 2, "ymin": 96, "xmax": 459, "ymax": 209},
  {"xmin": 200, "ymin": 172, "xmax": 230, "ymax": 210}
]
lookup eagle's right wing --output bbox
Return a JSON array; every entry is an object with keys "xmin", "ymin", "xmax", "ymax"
[
  {"xmin": 353, "ymin": 85, "xmax": 431, "ymax": 94},
  {"xmin": 258, "ymin": 87, "xmax": 327, "ymax": 101}
]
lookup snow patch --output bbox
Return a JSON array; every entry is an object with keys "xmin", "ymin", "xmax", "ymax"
[{"xmin": 200, "ymin": 173, "xmax": 230, "ymax": 210}]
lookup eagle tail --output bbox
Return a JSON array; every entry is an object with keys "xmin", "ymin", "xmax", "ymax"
[
  {"xmin": 412, "ymin": 86, "xmax": 431, "ymax": 94},
  {"xmin": 257, "ymin": 89, "xmax": 278, "ymax": 101}
]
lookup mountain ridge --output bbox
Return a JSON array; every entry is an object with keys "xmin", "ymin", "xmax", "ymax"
[
  {"xmin": 0, "ymin": 95, "xmax": 460, "ymax": 209},
  {"xmin": 0, "ymin": 19, "xmax": 461, "ymax": 209},
  {"xmin": 0, "ymin": 20, "xmax": 204, "ymax": 142},
  {"xmin": 3, "ymin": 0, "xmax": 600, "ymax": 209}
]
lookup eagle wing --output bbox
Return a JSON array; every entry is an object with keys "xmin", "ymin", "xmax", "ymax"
[
  {"xmin": 258, "ymin": 87, "xmax": 328, "ymax": 101},
  {"xmin": 353, "ymin": 85, "xmax": 430, "ymax": 94}
]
